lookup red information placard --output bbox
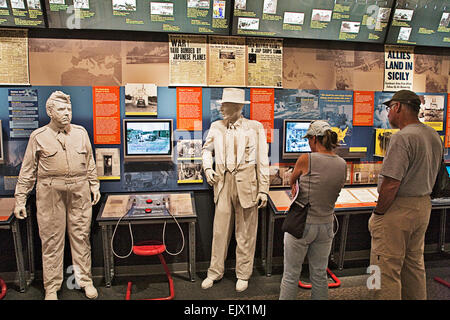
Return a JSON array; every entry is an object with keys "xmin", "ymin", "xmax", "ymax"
[
  {"xmin": 177, "ymin": 87, "xmax": 202, "ymax": 131},
  {"xmin": 93, "ymin": 86, "xmax": 121, "ymax": 145},
  {"xmin": 353, "ymin": 91, "xmax": 374, "ymax": 126},
  {"xmin": 250, "ymin": 88, "xmax": 274, "ymax": 143}
]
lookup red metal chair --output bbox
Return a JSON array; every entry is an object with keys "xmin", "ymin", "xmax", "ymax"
[
  {"xmin": 0, "ymin": 277, "xmax": 7, "ymax": 300},
  {"xmin": 125, "ymin": 240, "xmax": 174, "ymax": 300},
  {"xmin": 298, "ymin": 268, "xmax": 341, "ymax": 289}
]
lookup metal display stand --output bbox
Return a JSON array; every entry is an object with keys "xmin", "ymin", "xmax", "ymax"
[{"xmin": 96, "ymin": 191, "xmax": 198, "ymax": 287}]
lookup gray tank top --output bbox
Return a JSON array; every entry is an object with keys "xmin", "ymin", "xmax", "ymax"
[{"xmin": 297, "ymin": 152, "xmax": 347, "ymax": 224}]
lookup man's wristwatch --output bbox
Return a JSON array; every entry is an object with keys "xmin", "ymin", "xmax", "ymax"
[{"xmin": 372, "ymin": 209, "xmax": 384, "ymax": 215}]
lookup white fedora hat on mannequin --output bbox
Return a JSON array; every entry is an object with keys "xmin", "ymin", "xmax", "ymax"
[{"xmin": 218, "ymin": 88, "xmax": 250, "ymax": 104}]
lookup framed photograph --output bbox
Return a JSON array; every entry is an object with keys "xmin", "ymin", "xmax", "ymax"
[
  {"xmin": 311, "ymin": 9, "xmax": 332, "ymax": 22},
  {"xmin": 340, "ymin": 21, "xmax": 361, "ymax": 34},
  {"xmin": 393, "ymin": 9, "xmax": 413, "ymax": 22},
  {"xmin": 125, "ymin": 83, "xmax": 157, "ymax": 116},
  {"xmin": 374, "ymin": 128, "xmax": 399, "ymax": 157},
  {"xmin": 238, "ymin": 17, "xmax": 259, "ymax": 30},
  {"xmin": 150, "ymin": 2, "xmax": 174, "ymax": 15},
  {"xmin": 95, "ymin": 148, "xmax": 120, "ymax": 180},
  {"xmin": 283, "ymin": 12, "xmax": 304, "ymax": 25},
  {"xmin": 177, "ymin": 161, "xmax": 203, "ymax": 184},
  {"xmin": 112, "ymin": 0, "xmax": 136, "ymax": 11},
  {"xmin": 177, "ymin": 139, "xmax": 202, "ymax": 160}
]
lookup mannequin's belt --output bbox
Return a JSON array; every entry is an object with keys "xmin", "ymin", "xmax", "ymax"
[{"xmin": 38, "ymin": 176, "xmax": 87, "ymax": 185}]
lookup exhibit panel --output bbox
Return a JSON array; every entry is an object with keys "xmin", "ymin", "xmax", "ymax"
[
  {"xmin": 385, "ymin": 0, "xmax": 450, "ymax": 47},
  {"xmin": 0, "ymin": 86, "xmax": 448, "ymax": 197},
  {"xmin": 44, "ymin": 0, "xmax": 231, "ymax": 34},
  {"xmin": 0, "ymin": 0, "xmax": 46, "ymax": 28},
  {"xmin": 232, "ymin": 0, "xmax": 395, "ymax": 43}
]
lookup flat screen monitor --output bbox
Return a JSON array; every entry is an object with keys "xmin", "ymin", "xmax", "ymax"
[
  {"xmin": 282, "ymin": 119, "xmax": 312, "ymax": 160},
  {"xmin": 446, "ymin": 164, "xmax": 450, "ymax": 178},
  {"xmin": 123, "ymin": 119, "xmax": 173, "ymax": 162}
]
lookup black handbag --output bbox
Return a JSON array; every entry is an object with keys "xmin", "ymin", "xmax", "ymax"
[
  {"xmin": 281, "ymin": 153, "xmax": 311, "ymax": 239},
  {"xmin": 431, "ymin": 154, "xmax": 450, "ymax": 199}
]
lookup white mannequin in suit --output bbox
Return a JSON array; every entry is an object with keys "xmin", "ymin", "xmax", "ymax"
[{"xmin": 202, "ymin": 88, "xmax": 269, "ymax": 292}]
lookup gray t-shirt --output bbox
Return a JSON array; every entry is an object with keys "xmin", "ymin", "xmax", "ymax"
[
  {"xmin": 298, "ymin": 152, "xmax": 347, "ymax": 224},
  {"xmin": 379, "ymin": 123, "xmax": 442, "ymax": 197}
]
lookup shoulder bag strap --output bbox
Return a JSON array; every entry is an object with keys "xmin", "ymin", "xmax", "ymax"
[{"xmin": 307, "ymin": 152, "xmax": 311, "ymax": 203}]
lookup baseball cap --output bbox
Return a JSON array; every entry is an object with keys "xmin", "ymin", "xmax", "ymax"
[
  {"xmin": 382, "ymin": 90, "xmax": 421, "ymax": 109},
  {"xmin": 303, "ymin": 120, "xmax": 332, "ymax": 138}
]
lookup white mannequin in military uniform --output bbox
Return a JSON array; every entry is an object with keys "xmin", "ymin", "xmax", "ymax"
[
  {"xmin": 14, "ymin": 91, "xmax": 100, "ymax": 300},
  {"xmin": 202, "ymin": 88, "xmax": 269, "ymax": 292}
]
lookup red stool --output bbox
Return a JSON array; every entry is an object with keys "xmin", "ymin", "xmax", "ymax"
[
  {"xmin": 298, "ymin": 268, "xmax": 341, "ymax": 289},
  {"xmin": 0, "ymin": 277, "xmax": 7, "ymax": 300},
  {"xmin": 434, "ymin": 277, "xmax": 450, "ymax": 288},
  {"xmin": 125, "ymin": 240, "xmax": 175, "ymax": 300}
]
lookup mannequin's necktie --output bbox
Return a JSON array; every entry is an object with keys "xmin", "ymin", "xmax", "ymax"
[
  {"xmin": 225, "ymin": 123, "xmax": 236, "ymax": 172},
  {"xmin": 57, "ymin": 130, "xmax": 66, "ymax": 150}
]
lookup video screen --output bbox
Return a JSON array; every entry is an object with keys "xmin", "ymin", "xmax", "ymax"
[
  {"xmin": 446, "ymin": 165, "xmax": 450, "ymax": 178},
  {"xmin": 284, "ymin": 120, "xmax": 312, "ymax": 157},
  {"xmin": 125, "ymin": 120, "xmax": 172, "ymax": 156}
]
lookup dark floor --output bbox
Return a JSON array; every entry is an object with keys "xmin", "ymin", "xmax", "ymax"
[{"xmin": 2, "ymin": 253, "xmax": 450, "ymax": 301}]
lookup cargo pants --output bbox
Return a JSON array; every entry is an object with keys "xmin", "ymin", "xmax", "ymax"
[{"xmin": 368, "ymin": 195, "xmax": 431, "ymax": 300}]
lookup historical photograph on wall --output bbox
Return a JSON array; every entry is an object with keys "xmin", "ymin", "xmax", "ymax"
[
  {"xmin": 418, "ymin": 94, "xmax": 445, "ymax": 131},
  {"xmin": 374, "ymin": 128, "xmax": 399, "ymax": 157},
  {"xmin": 177, "ymin": 139, "xmax": 202, "ymax": 160},
  {"xmin": 208, "ymin": 36, "xmax": 246, "ymax": 87},
  {"xmin": 269, "ymin": 164, "xmax": 294, "ymax": 187},
  {"xmin": 274, "ymin": 89, "xmax": 320, "ymax": 119},
  {"xmin": 285, "ymin": 46, "xmax": 384, "ymax": 92},
  {"xmin": 352, "ymin": 162, "xmax": 382, "ymax": 185},
  {"xmin": 0, "ymin": 29, "xmax": 29, "ymax": 85},
  {"xmin": 112, "ymin": 0, "xmax": 137, "ymax": 11},
  {"xmin": 316, "ymin": 49, "xmax": 354, "ymax": 91},
  {"xmin": 283, "ymin": 47, "xmax": 336, "ymax": 90},
  {"xmin": 0, "ymin": 140, "xmax": 27, "ymax": 191},
  {"xmin": 125, "ymin": 83, "xmax": 157, "ymax": 116},
  {"xmin": 247, "ymin": 37, "xmax": 283, "ymax": 88},
  {"xmin": 373, "ymin": 91, "xmax": 394, "ymax": 128},
  {"xmin": 177, "ymin": 161, "xmax": 203, "ymax": 184},
  {"xmin": 169, "ymin": 34, "xmax": 207, "ymax": 86},
  {"xmin": 122, "ymin": 171, "xmax": 175, "ymax": 192},
  {"xmin": 95, "ymin": 148, "xmax": 120, "ymax": 180},
  {"xmin": 123, "ymin": 40, "xmax": 169, "ymax": 86},
  {"xmin": 414, "ymin": 54, "xmax": 448, "ymax": 93},
  {"xmin": 29, "ymin": 38, "xmax": 122, "ymax": 86},
  {"xmin": 353, "ymin": 50, "xmax": 384, "ymax": 91}
]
